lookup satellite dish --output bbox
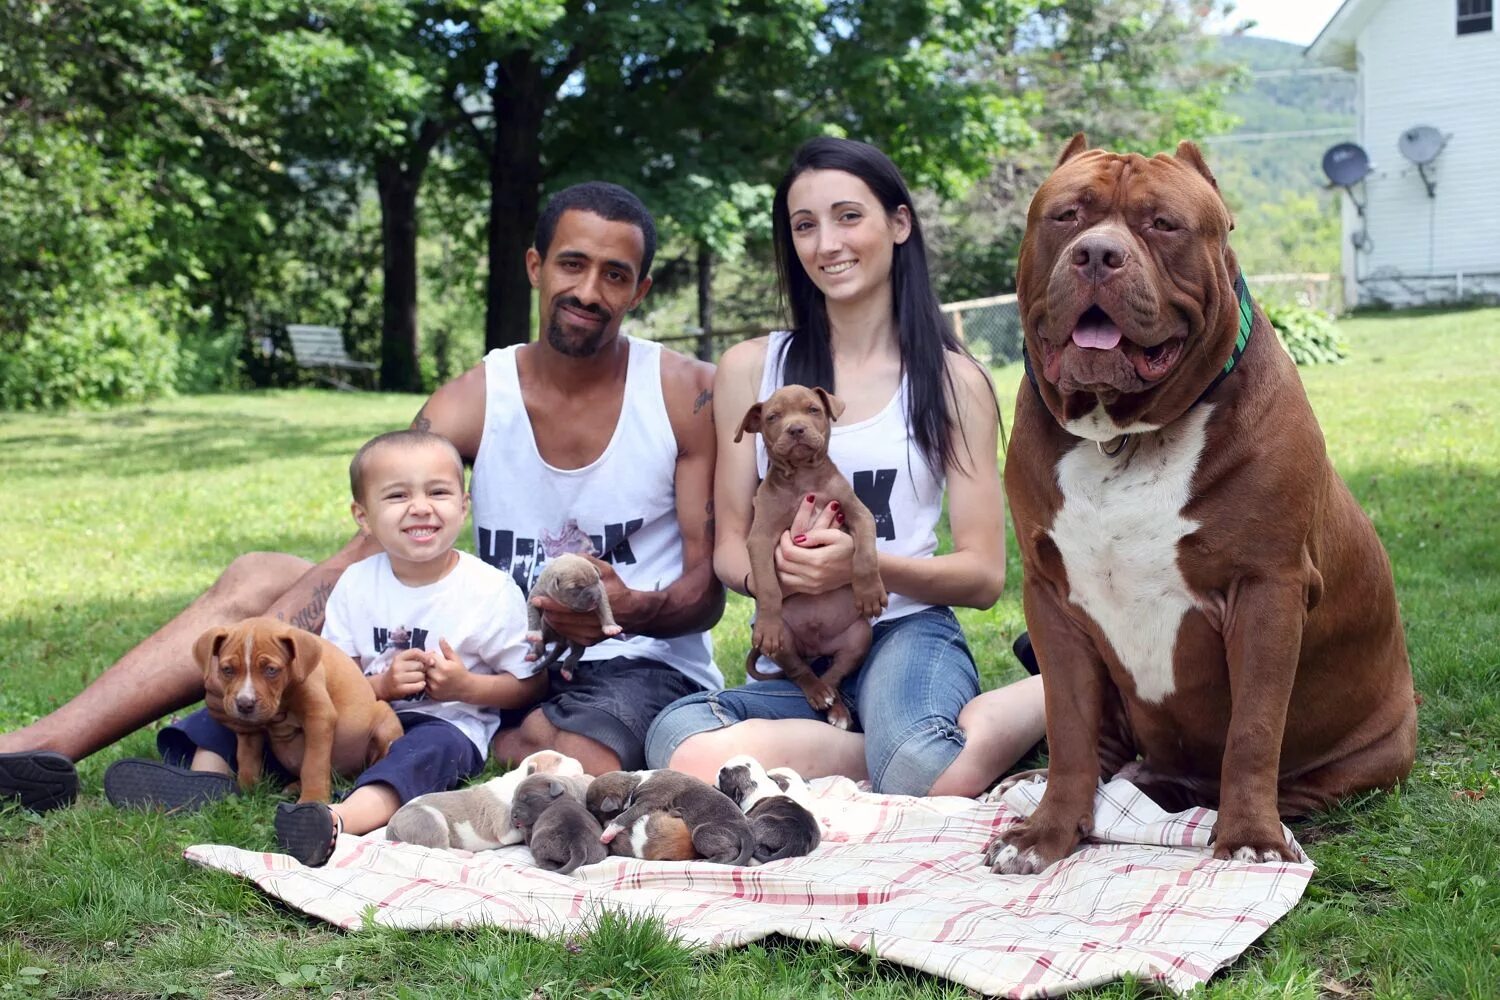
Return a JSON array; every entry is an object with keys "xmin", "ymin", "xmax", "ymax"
[
  {"xmin": 1321, "ymin": 142, "xmax": 1374, "ymax": 252},
  {"xmin": 1322, "ymin": 142, "xmax": 1372, "ymax": 187},
  {"xmin": 1398, "ymin": 125, "xmax": 1446, "ymax": 198},
  {"xmin": 1398, "ymin": 125, "xmax": 1446, "ymax": 165}
]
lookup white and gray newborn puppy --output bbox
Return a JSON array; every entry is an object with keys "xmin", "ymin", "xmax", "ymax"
[
  {"xmin": 527, "ymin": 553, "xmax": 623, "ymax": 681},
  {"xmin": 511, "ymin": 773, "xmax": 605, "ymax": 875},
  {"xmin": 385, "ymin": 750, "xmax": 584, "ymax": 851},
  {"xmin": 717, "ymin": 756, "xmax": 820, "ymax": 863}
]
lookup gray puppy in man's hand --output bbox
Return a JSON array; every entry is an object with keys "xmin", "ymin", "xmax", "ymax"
[{"xmin": 527, "ymin": 553, "xmax": 622, "ymax": 681}]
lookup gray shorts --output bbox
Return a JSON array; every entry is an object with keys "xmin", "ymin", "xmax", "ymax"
[{"xmin": 500, "ymin": 656, "xmax": 706, "ymax": 771}]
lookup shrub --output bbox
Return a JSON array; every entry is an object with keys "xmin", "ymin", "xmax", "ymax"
[
  {"xmin": 0, "ymin": 291, "xmax": 180, "ymax": 410},
  {"xmin": 1263, "ymin": 301, "xmax": 1347, "ymax": 366}
]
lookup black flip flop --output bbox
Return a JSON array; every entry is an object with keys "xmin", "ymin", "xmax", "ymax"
[
  {"xmin": 1012, "ymin": 632, "xmax": 1041, "ymax": 677},
  {"xmin": 103, "ymin": 758, "xmax": 235, "ymax": 813},
  {"xmin": 275, "ymin": 801, "xmax": 339, "ymax": 867},
  {"xmin": 0, "ymin": 750, "xmax": 79, "ymax": 813}
]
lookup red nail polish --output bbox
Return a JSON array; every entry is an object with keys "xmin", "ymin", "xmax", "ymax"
[
  {"xmin": 805, "ymin": 494, "xmax": 815, "ymax": 503},
  {"xmin": 829, "ymin": 501, "xmax": 840, "ymax": 511},
  {"xmin": 837, "ymin": 513, "xmax": 845, "ymax": 524},
  {"xmin": 794, "ymin": 534, "xmax": 807, "ymax": 544}
]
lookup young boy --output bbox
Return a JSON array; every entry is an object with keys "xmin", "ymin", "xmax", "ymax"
[{"xmin": 104, "ymin": 429, "xmax": 546, "ymax": 866}]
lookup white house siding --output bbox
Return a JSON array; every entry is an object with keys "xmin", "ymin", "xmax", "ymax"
[{"xmin": 1335, "ymin": 0, "xmax": 1500, "ymax": 307}]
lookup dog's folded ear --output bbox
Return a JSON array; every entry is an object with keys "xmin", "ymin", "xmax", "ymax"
[
  {"xmin": 277, "ymin": 624, "xmax": 324, "ymax": 685},
  {"xmin": 734, "ymin": 402, "xmax": 764, "ymax": 443},
  {"xmin": 191, "ymin": 626, "xmax": 232, "ymax": 678},
  {"xmin": 812, "ymin": 388, "xmax": 846, "ymax": 422},
  {"xmin": 598, "ymin": 794, "xmax": 622, "ymax": 813}
]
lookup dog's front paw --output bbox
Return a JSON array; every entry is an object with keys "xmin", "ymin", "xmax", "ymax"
[
  {"xmin": 602, "ymin": 625, "xmax": 623, "ymax": 637},
  {"xmin": 752, "ymin": 619, "xmax": 785, "ymax": 657},
  {"xmin": 1211, "ymin": 815, "xmax": 1297, "ymax": 863},
  {"xmin": 853, "ymin": 580, "xmax": 888, "ymax": 619},
  {"xmin": 825, "ymin": 699, "xmax": 853, "ymax": 730},
  {"xmin": 981, "ymin": 806, "xmax": 1086, "ymax": 875}
]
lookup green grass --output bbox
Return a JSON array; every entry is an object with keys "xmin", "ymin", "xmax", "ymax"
[{"xmin": 2, "ymin": 308, "xmax": 1498, "ymax": 998}]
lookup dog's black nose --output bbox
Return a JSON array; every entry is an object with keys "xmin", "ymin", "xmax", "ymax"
[{"xmin": 786, "ymin": 424, "xmax": 805, "ymax": 438}]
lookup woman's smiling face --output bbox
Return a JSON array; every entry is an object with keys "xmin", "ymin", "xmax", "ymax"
[{"xmin": 786, "ymin": 169, "xmax": 911, "ymax": 306}]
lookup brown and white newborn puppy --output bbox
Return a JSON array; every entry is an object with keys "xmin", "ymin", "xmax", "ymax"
[
  {"xmin": 386, "ymin": 750, "xmax": 584, "ymax": 851},
  {"xmin": 717, "ymin": 756, "xmax": 820, "ymax": 863},
  {"xmin": 526, "ymin": 553, "xmax": 623, "ymax": 681},
  {"xmin": 601, "ymin": 770, "xmax": 755, "ymax": 866},
  {"xmin": 583, "ymin": 770, "xmax": 696, "ymax": 861},
  {"xmin": 737, "ymin": 387, "xmax": 889, "ymax": 729}
]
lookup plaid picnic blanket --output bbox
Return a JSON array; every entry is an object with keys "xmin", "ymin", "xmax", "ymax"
[{"xmin": 186, "ymin": 776, "xmax": 1313, "ymax": 997}]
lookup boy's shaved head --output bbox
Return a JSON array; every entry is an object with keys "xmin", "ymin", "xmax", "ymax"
[{"xmin": 349, "ymin": 430, "xmax": 465, "ymax": 503}]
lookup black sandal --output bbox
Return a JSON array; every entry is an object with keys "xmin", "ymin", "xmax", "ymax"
[
  {"xmin": 103, "ymin": 758, "xmax": 235, "ymax": 813},
  {"xmin": 275, "ymin": 801, "xmax": 341, "ymax": 867},
  {"xmin": 0, "ymin": 750, "xmax": 79, "ymax": 813}
]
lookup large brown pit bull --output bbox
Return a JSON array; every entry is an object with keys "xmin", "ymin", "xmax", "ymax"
[
  {"xmin": 737, "ymin": 385, "xmax": 889, "ymax": 728},
  {"xmin": 983, "ymin": 135, "xmax": 1416, "ymax": 874},
  {"xmin": 195, "ymin": 617, "xmax": 404, "ymax": 803}
]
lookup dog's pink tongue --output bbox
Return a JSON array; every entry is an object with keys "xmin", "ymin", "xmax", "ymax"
[{"xmin": 1071, "ymin": 314, "xmax": 1122, "ymax": 350}]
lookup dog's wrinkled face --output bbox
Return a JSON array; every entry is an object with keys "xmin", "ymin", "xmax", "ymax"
[
  {"xmin": 512, "ymin": 775, "xmax": 567, "ymax": 829},
  {"xmin": 734, "ymin": 385, "xmax": 846, "ymax": 467},
  {"xmin": 540, "ymin": 553, "xmax": 604, "ymax": 612},
  {"xmin": 194, "ymin": 618, "xmax": 319, "ymax": 727},
  {"xmin": 1018, "ymin": 135, "xmax": 1240, "ymax": 438}
]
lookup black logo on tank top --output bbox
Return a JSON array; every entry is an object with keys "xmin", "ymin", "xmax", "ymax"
[
  {"xmin": 852, "ymin": 470, "xmax": 898, "ymax": 541},
  {"xmin": 476, "ymin": 519, "xmax": 643, "ymax": 593}
]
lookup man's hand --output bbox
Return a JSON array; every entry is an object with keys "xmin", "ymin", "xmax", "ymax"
[
  {"xmin": 530, "ymin": 556, "xmax": 638, "ymax": 646},
  {"xmin": 423, "ymin": 638, "xmax": 475, "ymax": 702},
  {"xmin": 376, "ymin": 649, "xmax": 429, "ymax": 701}
]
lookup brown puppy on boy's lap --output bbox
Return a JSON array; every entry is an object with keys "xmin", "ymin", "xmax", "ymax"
[
  {"xmin": 195, "ymin": 617, "xmax": 403, "ymax": 803},
  {"xmin": 985, "ymin": 135, "xmax": 1415, "ymax": 874},
  {"xmin": 737, "ymin": 385, "xmax": 888, "ymax": 728}
]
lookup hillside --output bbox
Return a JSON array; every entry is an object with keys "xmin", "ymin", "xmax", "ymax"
[{"xmin": 1206, "ymin": 35, "xmax": 1355, "ymax": 278}]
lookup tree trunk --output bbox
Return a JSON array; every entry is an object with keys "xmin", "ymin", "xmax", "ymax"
[
  {"xmin": 376, "ymin": 156, "xmax": 422, "ymax": 392},
  {"xmin": 696, "ymin": 243, "xmax": 714, "ymax": 361},
  {"xmin": 485, "ymin": 54, "xmax": 548, "ymax": 352}
]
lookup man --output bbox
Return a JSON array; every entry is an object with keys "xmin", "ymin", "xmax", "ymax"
[{"xmin": 0, "ymin": 181, "xmax": 723, "ymax": 808}]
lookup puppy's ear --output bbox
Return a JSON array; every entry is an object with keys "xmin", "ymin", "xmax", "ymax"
[
  {"xmin": 770, "ymin": 773, "xmax": 790, "ymax": 792},
  {"xmin": 547, "ymin": 779, "xmax": 566, "ymax": 799},
  {"xmin": 1057, "ymin": 133, "xmax": 1089, "ymax": 167},
  {"xmin": 599, "ymin": 795, "xmax": 622, "ymax": 813},
  {"xmin": 192, "ymin": 626, "xmax": 231, "ymax": 680},
  {"xmin": 1175, "ymin": 141, "xmax": 1219, "ymax": 191},
  {"xmin": 813, "ymin": 388, "xmax": 845, "ymax": 422},
  {"xmin": 278, "ymin": 625, "xmax": 324, "ymax": 685},
  {"xmin": 734, "ymin": 402, "xmax": 763, "ymax": 443}
]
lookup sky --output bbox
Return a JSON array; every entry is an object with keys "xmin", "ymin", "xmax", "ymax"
[{"xmin": 1217, "ymin": 0, "xmax": 1349, "ymax": 45}]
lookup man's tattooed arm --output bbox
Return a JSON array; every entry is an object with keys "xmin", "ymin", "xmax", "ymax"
[
  {"xmin": 411, "ymin": 403, "xmax": 432, "ymax": 432},
  {"xmin": 693, "ymin": 388, "xmax": 713, "ymax": 415},
  {"xmin": 282, "ymin": 580, "xmax": 335, "ymax": 633}
]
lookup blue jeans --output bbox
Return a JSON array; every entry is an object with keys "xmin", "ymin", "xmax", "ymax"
[{"xmin": 644, "ymin": 606, "xmax": 980, "ymax": 795}]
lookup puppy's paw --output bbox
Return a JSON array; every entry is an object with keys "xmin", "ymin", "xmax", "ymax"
[
  {"xmin": 525, "ymin": 631, "xmax": 543, "ymax": 644},
  {"xmin": 826, "ymin": 701, "xmax": 852, "ymax": 731},
  {"xmin": 853, "ymin": 582, "xmax": 888, "ymax": 619},
  {"xmin": 602, "ymin": 625, "xmax": 623, "ymax": 637},
  {"xmin": 751, "ymin": 620, "xmax": 785, "ymax": 658},
  {"xmin": 804, "ymin": 679, "xmax": 837, "ymax": 710}
]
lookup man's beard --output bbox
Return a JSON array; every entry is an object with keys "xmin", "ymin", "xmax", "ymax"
[{"xmin": 545, "ymin": 297, "xmax": 612, "ymax": 358}]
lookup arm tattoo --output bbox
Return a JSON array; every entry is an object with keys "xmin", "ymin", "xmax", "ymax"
[
  {"xmin": 692, "ymin": 389, "xmax": 712, "ymax": 415},
  {"xmin": 286, "ymin": 581, "xmax": 335, "ymax": 633},
  {"xmin": 411, "ymin": 405, "xmax": 432, "ymax": 432},
  {"xmin": 704, "ymin": 498, "xmax": 716, "ymax": 544}
]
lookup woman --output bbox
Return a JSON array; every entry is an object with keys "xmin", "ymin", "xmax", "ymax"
[{"xmin": 644, "ymin": 137, "xmax": 1044, "ymax": 796}]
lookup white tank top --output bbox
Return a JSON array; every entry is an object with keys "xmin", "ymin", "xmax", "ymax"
[
  {"xmin": 470, "ymin": 336, "xmax": 720, "ymax": 690},
  {"xmin": 754, "ymin": 330, "xmax": 944, "ymax": 623}
]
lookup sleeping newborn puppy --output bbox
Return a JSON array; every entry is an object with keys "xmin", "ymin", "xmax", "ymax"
[
  {"xmin": 386, "ymin": 750, "xmax": 583, "ymax": 850},
  {"xmin": 510, "ymin": 772, "xmax": 594, "ymax": 832},
  {"xmin": 526, "ymin": 553, "xmax": 623, "ymax": 681},
  {"xmin": 717, "ymin": 756, "xmax": 820, "ymax": 863},
  {"xmin": 601, "ymin": 770, "xmax": 755, "ymax": 866},
  {"xmin": 584, "ymin": 770, "xmax": 697, "ymax": 861},
  {"xmin": 585, "ymin": 770, "xmax": 651, "ymax": 826}
]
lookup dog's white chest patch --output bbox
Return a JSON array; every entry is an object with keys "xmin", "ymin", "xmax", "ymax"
[{"xmin": 1047, "ymin": 405, "xmax": 1211, "ymax": 703}]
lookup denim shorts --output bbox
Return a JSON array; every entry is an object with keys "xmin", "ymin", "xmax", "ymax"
[{"xmin": 643, "ymin": 606, "xmax": 980, "ymax": 795}]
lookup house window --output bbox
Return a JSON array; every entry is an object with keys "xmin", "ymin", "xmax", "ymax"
[{"xmin": 1458, "ymin": 0, "xmax": 1493, "ymax": 34}]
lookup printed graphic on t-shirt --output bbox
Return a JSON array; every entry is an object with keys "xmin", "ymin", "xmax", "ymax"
[
  {"xmin": 852, "ymin": 469, "xmax": 898, "ymax": 541},
  {"xmin": 372, "ymin": 624, "xmax": 430, "ymax": 701},
  {"xmin": 477, "ymin": 518, "xmax": 643, "ymax": 593}
]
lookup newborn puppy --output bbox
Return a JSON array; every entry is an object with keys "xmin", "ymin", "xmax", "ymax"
[
  {"xmin": 584, "ymin": 770, "xmax": 695, "ymax": 861},
  {"xmin": 529, "ymin": 798, "xmax": 608, "ymax": 875},
  {"xmin": 585, "ymin": 770, "xmax": 651, "ymax": 826},
  {"xmin": 527, "ymin": 553, "xmax": 623, "ymax": 681},
  {"xmin": 510, "ymin": 772, "xmax": 594, "ymax": 832},
  {"xmin": 601, "ymin": 770, "xmax": 755, "ymax": 866},
  {"xmin": 717, "ymin": 756, "xmax": 820, "ymax": 863},
  {"xmin": 386, "ymin": 750, "xmax": 583, "ymax": 850}
]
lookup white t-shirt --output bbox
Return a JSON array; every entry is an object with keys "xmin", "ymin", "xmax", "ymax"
[{"xmin": 322, "ymin": 551, "xmax": 537, "ymax": 754}]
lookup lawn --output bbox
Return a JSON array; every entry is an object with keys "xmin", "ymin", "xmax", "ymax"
[{"xmin": 1, "ymin": 308, "xmax": 1497, "ymax": 998}]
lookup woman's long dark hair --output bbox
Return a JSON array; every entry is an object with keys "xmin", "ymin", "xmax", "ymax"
[{"xmin": 771, "ymin": 136, "xmax": 992, "ymax": 475}]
